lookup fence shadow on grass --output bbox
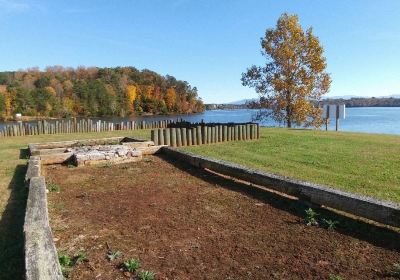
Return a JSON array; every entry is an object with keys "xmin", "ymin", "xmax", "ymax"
[
  {"xmin": 0, "ymin": 164, "xmax": 28, "ymax": 280},
  {"xmin": 159, "ymin": 154, "xmax": 400, "ymax": 253},
  {"xmin": 19, "ymin": 148, "xmax": 30, "ymax": 160}
]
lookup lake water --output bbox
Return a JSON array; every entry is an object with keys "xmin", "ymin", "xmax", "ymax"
[{"xmin": 1, "ymin": 107, "xmax": 400, "ymax": 135}]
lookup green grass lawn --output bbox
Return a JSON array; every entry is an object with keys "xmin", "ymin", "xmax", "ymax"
[
  {"xmin": 0, "ymin": 130, "xmax": 150, "ymax": 280},
  {"xmin": 1, "ymin": 127, "xmax": 399, "ymax": 279},
  {"xmin": 182, "ymin": 128, "xmax": 400, "ymax": 204}
]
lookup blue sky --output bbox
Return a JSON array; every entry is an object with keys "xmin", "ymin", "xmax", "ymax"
[{"xmin": 0, "ymin": 0, "xmax": 399, "ymax": 103}]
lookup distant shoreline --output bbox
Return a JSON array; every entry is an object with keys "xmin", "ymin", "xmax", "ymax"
[
  {"xmin": 206, "ymin": 97, "xmax": 400, "ymax": 110},
  {"xmin": 205, "ymin": 105, "xmax": 400, "ymax": 111}
]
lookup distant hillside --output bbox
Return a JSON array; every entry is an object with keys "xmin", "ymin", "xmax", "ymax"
[
  {"xmin": 208, "ymin": 95, "xmax": 400, "ymax": 110},
  {"xmin": 0, "ymin": 66, "xmax": 204, "ymax": 120},
  {"xmin": 226, "ymin": 98, "xmax": 257, "ymax": 105},
  {"xmin": 322, "ymin": 97, "xmax": 400, "ymax": 107}
]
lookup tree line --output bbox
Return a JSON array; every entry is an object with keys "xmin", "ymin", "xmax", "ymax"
[
  {"xmin": 323, "ymin": 97, "xmax": 400, "ymax": 107},
  {"xmin": 0, "ymin": 66, "xmax": 204, "ymax": 120}
]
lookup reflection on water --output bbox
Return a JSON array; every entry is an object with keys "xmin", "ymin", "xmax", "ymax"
[{"xmin": 1, "ymin": 107, "xmax": 400, "ymax": 135}]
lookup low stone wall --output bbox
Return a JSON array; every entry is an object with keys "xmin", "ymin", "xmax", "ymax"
[
  {"xmin": 28, "ymin": 136, "xmax": 148, "ymax": 155},
  {"xmin": 29, "ymin": 137, "xmax": 162, "ymax": 166},
  {"xmin": 71, "ymin": 145, "xmax": 143, "ymax": 166},
  {"xmin": 162, "ymin": 147, "xmax": 400, "ymax": 228},
  {"xmin": 24, "ymin": 157, "xmax": 63, "ymax": 280}
]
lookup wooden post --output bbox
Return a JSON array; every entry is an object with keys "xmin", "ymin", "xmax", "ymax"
[
  {"xmin": 192, "ymin": 127, "xmax": 197, "ymax": 145},
  {"xmin": 37, "ymin": 121, "xmax": 41, "ymax": 135},
  {"xmin": 171, "ymin": 128, "xmax": 177, "ymax": 147},
  {"xmin": 218, "ymin": 125, "xmax": 223, "ymax": 142},
  {"xmin": 233, "ymin": 125, "xmax": 238, "ymax": 140},
  {"xmin": 246, "ymin": 124, "xmax": 251, "ymax": 140},
  {"xmin": 164, "ymin": 128, "xmax": 171, "ymax": 146},
  {"xmin": 158, "ymin": 129, "xmax": 164, "ymax": 145},
  {"xmin": 196, "ymin": 126, "xmax": 202, "ymax": 145},
  {"xmin": 187, "ymin": 128, "xmax": 192, "ymax": 146},
  {"xmin": 202, "ymin": 126, "xmax": 207, "ymax": 144},
  {"xmin": 151, "ymin": 130, "xmax": 158, "ymax": 145},
  {"xmin": 176, "ymin": 128, "xmax": 182, "ymax": 147},
  {"xmin": 335, "ymin": 105, "xmax": 339, "ymax": 131},
  {"xmin": 181, "ymin": 128, "xmax": 187, "ymax": 146},
  {"xmin": 256, "ymin": 124, "xmax": 260, "ymax": 139},
  {"xmin": 237, "ymin": 125, "xmax": 241, "ymax": 140},
  {"xmin": 223, "ymin": 125, "xmax": 227, "ymax": 141},
  {"xmin": 207, "ymin": 127, "xmax": 212, "ymax": 144},
  {"xmin": 212, "ymin": 126, "xmax": 217, "ymax": 143}
]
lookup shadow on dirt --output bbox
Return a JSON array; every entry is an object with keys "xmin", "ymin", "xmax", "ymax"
[{"xmin": 160, "ymin": 154, "xmax": 400, "ymax": 253}]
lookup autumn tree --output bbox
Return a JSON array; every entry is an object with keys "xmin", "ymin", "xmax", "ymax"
[
  {"xmin": 165, "ymin": 87, "xmax": 177, "ymax": 110},
  {"xmin": 242, "ymin": 13, "xmax": 331, "ymax": 128},
  {"xmin": 125, "ymin": 85, "xmax": 137, "ymax": 112},
  {"xmin": 0, "ymin": 66, "xmax": 204, "ymax": 117}
]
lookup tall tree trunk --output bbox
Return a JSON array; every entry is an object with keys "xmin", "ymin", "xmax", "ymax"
[
  {"xmin": 287, "ymin": 116, "xmax": 292, "ymax": 128},
  {"xmin": 286, "ymin": 91, "xmax": 292, "ymax": 128}
]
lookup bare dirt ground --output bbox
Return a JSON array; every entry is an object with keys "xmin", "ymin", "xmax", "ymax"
[{"xmin": 45, "ymin": 155, "xmax": 400, "ymax": 280}]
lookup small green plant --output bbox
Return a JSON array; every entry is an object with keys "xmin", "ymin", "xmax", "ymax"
[
  {"xmin": 47, "ymin": 182, "xmax": 60, "ymax": 192},
  {"xmin": 328, "ymin": 275, "xmax": 343, "ymax": 280},
  {"xmin": 67, "ymin": 163, "xmax": 76, "ymax": 168},
  {"xmin": 107, "ymin": 250, "xmax": 123, "ymax": 261},
  {"xmin": 58, "ymin": 253, "xmax": 72, "ymax": 266},
  {"xmin": 138, "ymin": 270, "xmax": 156, "ymax": 280},
  {"xmin": 58, "ymin": 253, "xmax": 72, "ymax": 277},
  {"xmin": 391, "ymin": 263, "xmax": 400, "ymax": 277},
  {"xmin": 322, "ymin": 218, "xmax": 339, "ymax": 230},
  {"xmin": 58, "ymin": 251, "xmax": 88, "ymax": 276},
  {"xmin": 123, "ymin": 259, "xmax": 141, "ymax": 273},
  {"xmin": 305, "ymin": 208, "xmax": 319, "ymax": 226},
  {"xmin": 73, "ymin": 251, "xmax": 88, "ymax": 264}
]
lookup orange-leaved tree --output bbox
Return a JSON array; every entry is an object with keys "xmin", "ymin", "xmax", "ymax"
[
  {"xmin": 165, "ymin": 87, "xmax": 177, "ymax": 110},
  {"xmin": 241, "ymin": 13, "xmax": 331, "ymax": 128},
  {"xmin": 125, "ymin": 85, "xmax": 137, "ymax": 111}
]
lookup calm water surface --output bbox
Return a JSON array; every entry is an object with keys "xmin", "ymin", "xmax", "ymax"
[{"xmin": 1, "ymin": 107, "xmax": 400, "ymax": 135}]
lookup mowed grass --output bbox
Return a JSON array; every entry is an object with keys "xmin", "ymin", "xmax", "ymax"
[
  {"xmin": 182, "ymin": 128, "xmax": 400, "ymax": 204},
  {"xmin": 0, "ymin": 130, "xmax": 150, "ymax": 280}
]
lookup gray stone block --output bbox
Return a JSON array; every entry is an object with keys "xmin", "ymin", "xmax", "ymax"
[{"xmin": 24, "ymin": 176, "xmax": 63, "ymax": 280}]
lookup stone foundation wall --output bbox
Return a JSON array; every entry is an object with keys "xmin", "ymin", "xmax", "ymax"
[
  {"xmin": 70, "ymin": 145, "xmax": 143, "ymax": 166},
  {"xmin": 24, "ymin": 157, "xmax": 63, "ymax": 280}
]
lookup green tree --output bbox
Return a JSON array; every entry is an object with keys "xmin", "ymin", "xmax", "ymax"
[
  {"xmin": 0, "ymin": 93, "xmax": 5, "ymax": 117},
  {"xmin": 242, "ymin": 13, "xmax": 331, "ymax": 128}
]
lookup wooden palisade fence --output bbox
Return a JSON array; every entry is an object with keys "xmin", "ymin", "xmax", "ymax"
[
  {"xmin": 0, "ymin": 118, "xmax": 176, "ymax": 137},
  {"xmin": 151, "ymin": 123, "xmax": 260, "ymax": 147}
]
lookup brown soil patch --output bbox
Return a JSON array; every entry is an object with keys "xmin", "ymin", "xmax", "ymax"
[{"xmin": 46, "ymin": 155, "xmax": 400, "ymax": 280}]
